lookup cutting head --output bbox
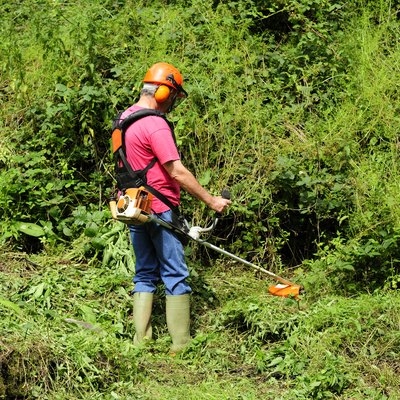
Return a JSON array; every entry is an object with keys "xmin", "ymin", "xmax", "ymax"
[{"xmin": 268, "ymin": 283, "xmax": 301, "ymax": 300}]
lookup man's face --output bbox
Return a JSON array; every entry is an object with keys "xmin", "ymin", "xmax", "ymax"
[{"xmin": 160, "ymin": 88, "xmax": 180, "ymax": 113}]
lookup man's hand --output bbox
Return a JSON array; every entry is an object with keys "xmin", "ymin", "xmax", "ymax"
[{"xmin": 208, "ymin": 195, "xmax": 231, "ymax": 214}]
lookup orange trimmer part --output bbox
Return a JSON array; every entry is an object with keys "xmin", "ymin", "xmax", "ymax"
[{"xmin": 268, "ymin": 284, "xmax": 301, "ymax": 299}]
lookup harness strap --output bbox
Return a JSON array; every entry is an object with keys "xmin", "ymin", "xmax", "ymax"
[
  {"xmin": 113, "ymin": 109, "xmax": 181, "ymax": 215},
  {"xmin": 117, "ymin": 147, "xmax": 179, "ymax": 214}
]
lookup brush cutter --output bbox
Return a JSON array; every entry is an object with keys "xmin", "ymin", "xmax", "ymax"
[{"xmin": 109, "ymin": 187, "xmax": 302, "ymax": 300}]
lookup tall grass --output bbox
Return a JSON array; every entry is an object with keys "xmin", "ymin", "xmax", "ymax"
[{"xmin": 302, "ymin": 9, "xmax": 400, "ymax": 293}]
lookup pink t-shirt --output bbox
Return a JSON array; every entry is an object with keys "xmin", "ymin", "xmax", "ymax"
[{"xmin": 121, "ymin": 105, "xmax": 180, "ymax": 213}]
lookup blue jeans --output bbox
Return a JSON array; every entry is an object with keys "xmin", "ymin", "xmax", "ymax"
[{"xmin": 129, "ymin": 210, "xmax": 192, "ymax": 295}]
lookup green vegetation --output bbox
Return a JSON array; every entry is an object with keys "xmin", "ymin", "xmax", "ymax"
[{"xmin": 1, "ymin": 0, "xmax": 399, "ymax": 398}]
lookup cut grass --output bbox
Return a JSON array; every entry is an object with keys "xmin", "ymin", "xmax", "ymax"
[{"xmin": 1, "ymin": 250, "xmax": 399, "ymax": 399}]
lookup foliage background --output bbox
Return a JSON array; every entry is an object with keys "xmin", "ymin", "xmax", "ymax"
[{"xmin": 1, "ymin": 0, "xmax": 400, "ymax": 398}]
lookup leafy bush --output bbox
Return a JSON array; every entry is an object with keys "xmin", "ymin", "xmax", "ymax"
[{"xmin": 1, "ymin": 0, "xmax": 400, "ymax": 291}]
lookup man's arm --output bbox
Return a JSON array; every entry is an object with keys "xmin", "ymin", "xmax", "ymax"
[{"xmin": 163, "ymin": 160, "xmax": 231, "ymax": 213}]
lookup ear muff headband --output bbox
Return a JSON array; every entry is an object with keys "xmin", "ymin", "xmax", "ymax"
[{"xmin": 154, "ymin": 85, "xmax": 171, "ymax": 103}]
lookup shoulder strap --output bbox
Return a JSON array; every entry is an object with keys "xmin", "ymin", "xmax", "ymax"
[
  {"xmin": 111, "ymin": 109, "xmax": 166, "ymax": 155},
  {"xmin": 119, "ymin": 109, "xmax": 165, "ymax": 131}
]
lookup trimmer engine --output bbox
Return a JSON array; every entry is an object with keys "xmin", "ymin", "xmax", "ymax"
[{"xmin": 109, "ymin": 187, "xmax": 153, "ymax": 225}]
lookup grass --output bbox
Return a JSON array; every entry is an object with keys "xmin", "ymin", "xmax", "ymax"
[{"xmin": 1, "ymin": 248, "xmax": 399, "ymax": 399}]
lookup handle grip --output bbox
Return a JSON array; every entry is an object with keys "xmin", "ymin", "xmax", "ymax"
[
  {"xmin": 221, "ymin": 187, "xmax": 231, "ymax": 200},
  {"xmin": 216, "ymin": 187, "xmax": 231, "ymax": 218}
]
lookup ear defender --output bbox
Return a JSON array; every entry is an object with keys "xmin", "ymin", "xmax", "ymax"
[{"xmin": 154, "ymin": 85, "xmax": 171, "ymax": 103}]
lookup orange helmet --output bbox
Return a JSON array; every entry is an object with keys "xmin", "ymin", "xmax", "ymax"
[{"xmin": 143, "ymin": 62, "xmax": 187, "ymax": 97}]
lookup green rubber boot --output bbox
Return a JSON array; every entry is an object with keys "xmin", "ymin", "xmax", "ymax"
[
  {"xmin": 133, "ymin": 292, "xmax": 153, "ymax": 345},
  {"xmin": 166, "ymin": 294, "xmax": 191, "ymax": 353}
]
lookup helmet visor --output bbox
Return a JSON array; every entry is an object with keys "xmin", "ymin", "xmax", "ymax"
[
  {"xmin": 166, "ymin": 74, "xmax": 188, "ymax": 99},
  {"xmin": 163, "ymin": 73, "xmax": 188, "ymax": 111}
]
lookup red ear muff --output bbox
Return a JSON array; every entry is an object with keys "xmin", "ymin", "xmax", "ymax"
[{"xmin": 154, "ymin": 85, "xmax": 171, "ymax": 103}]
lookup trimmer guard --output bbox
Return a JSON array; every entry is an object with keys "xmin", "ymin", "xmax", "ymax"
[{"xmin": 268, "ymin": 284, "xmax": 301, "ymax": 299}]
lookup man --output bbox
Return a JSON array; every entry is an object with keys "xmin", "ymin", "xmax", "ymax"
[{"xmin": 120, "ymin": 62, "xmax": 231, "ymax": 352}]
